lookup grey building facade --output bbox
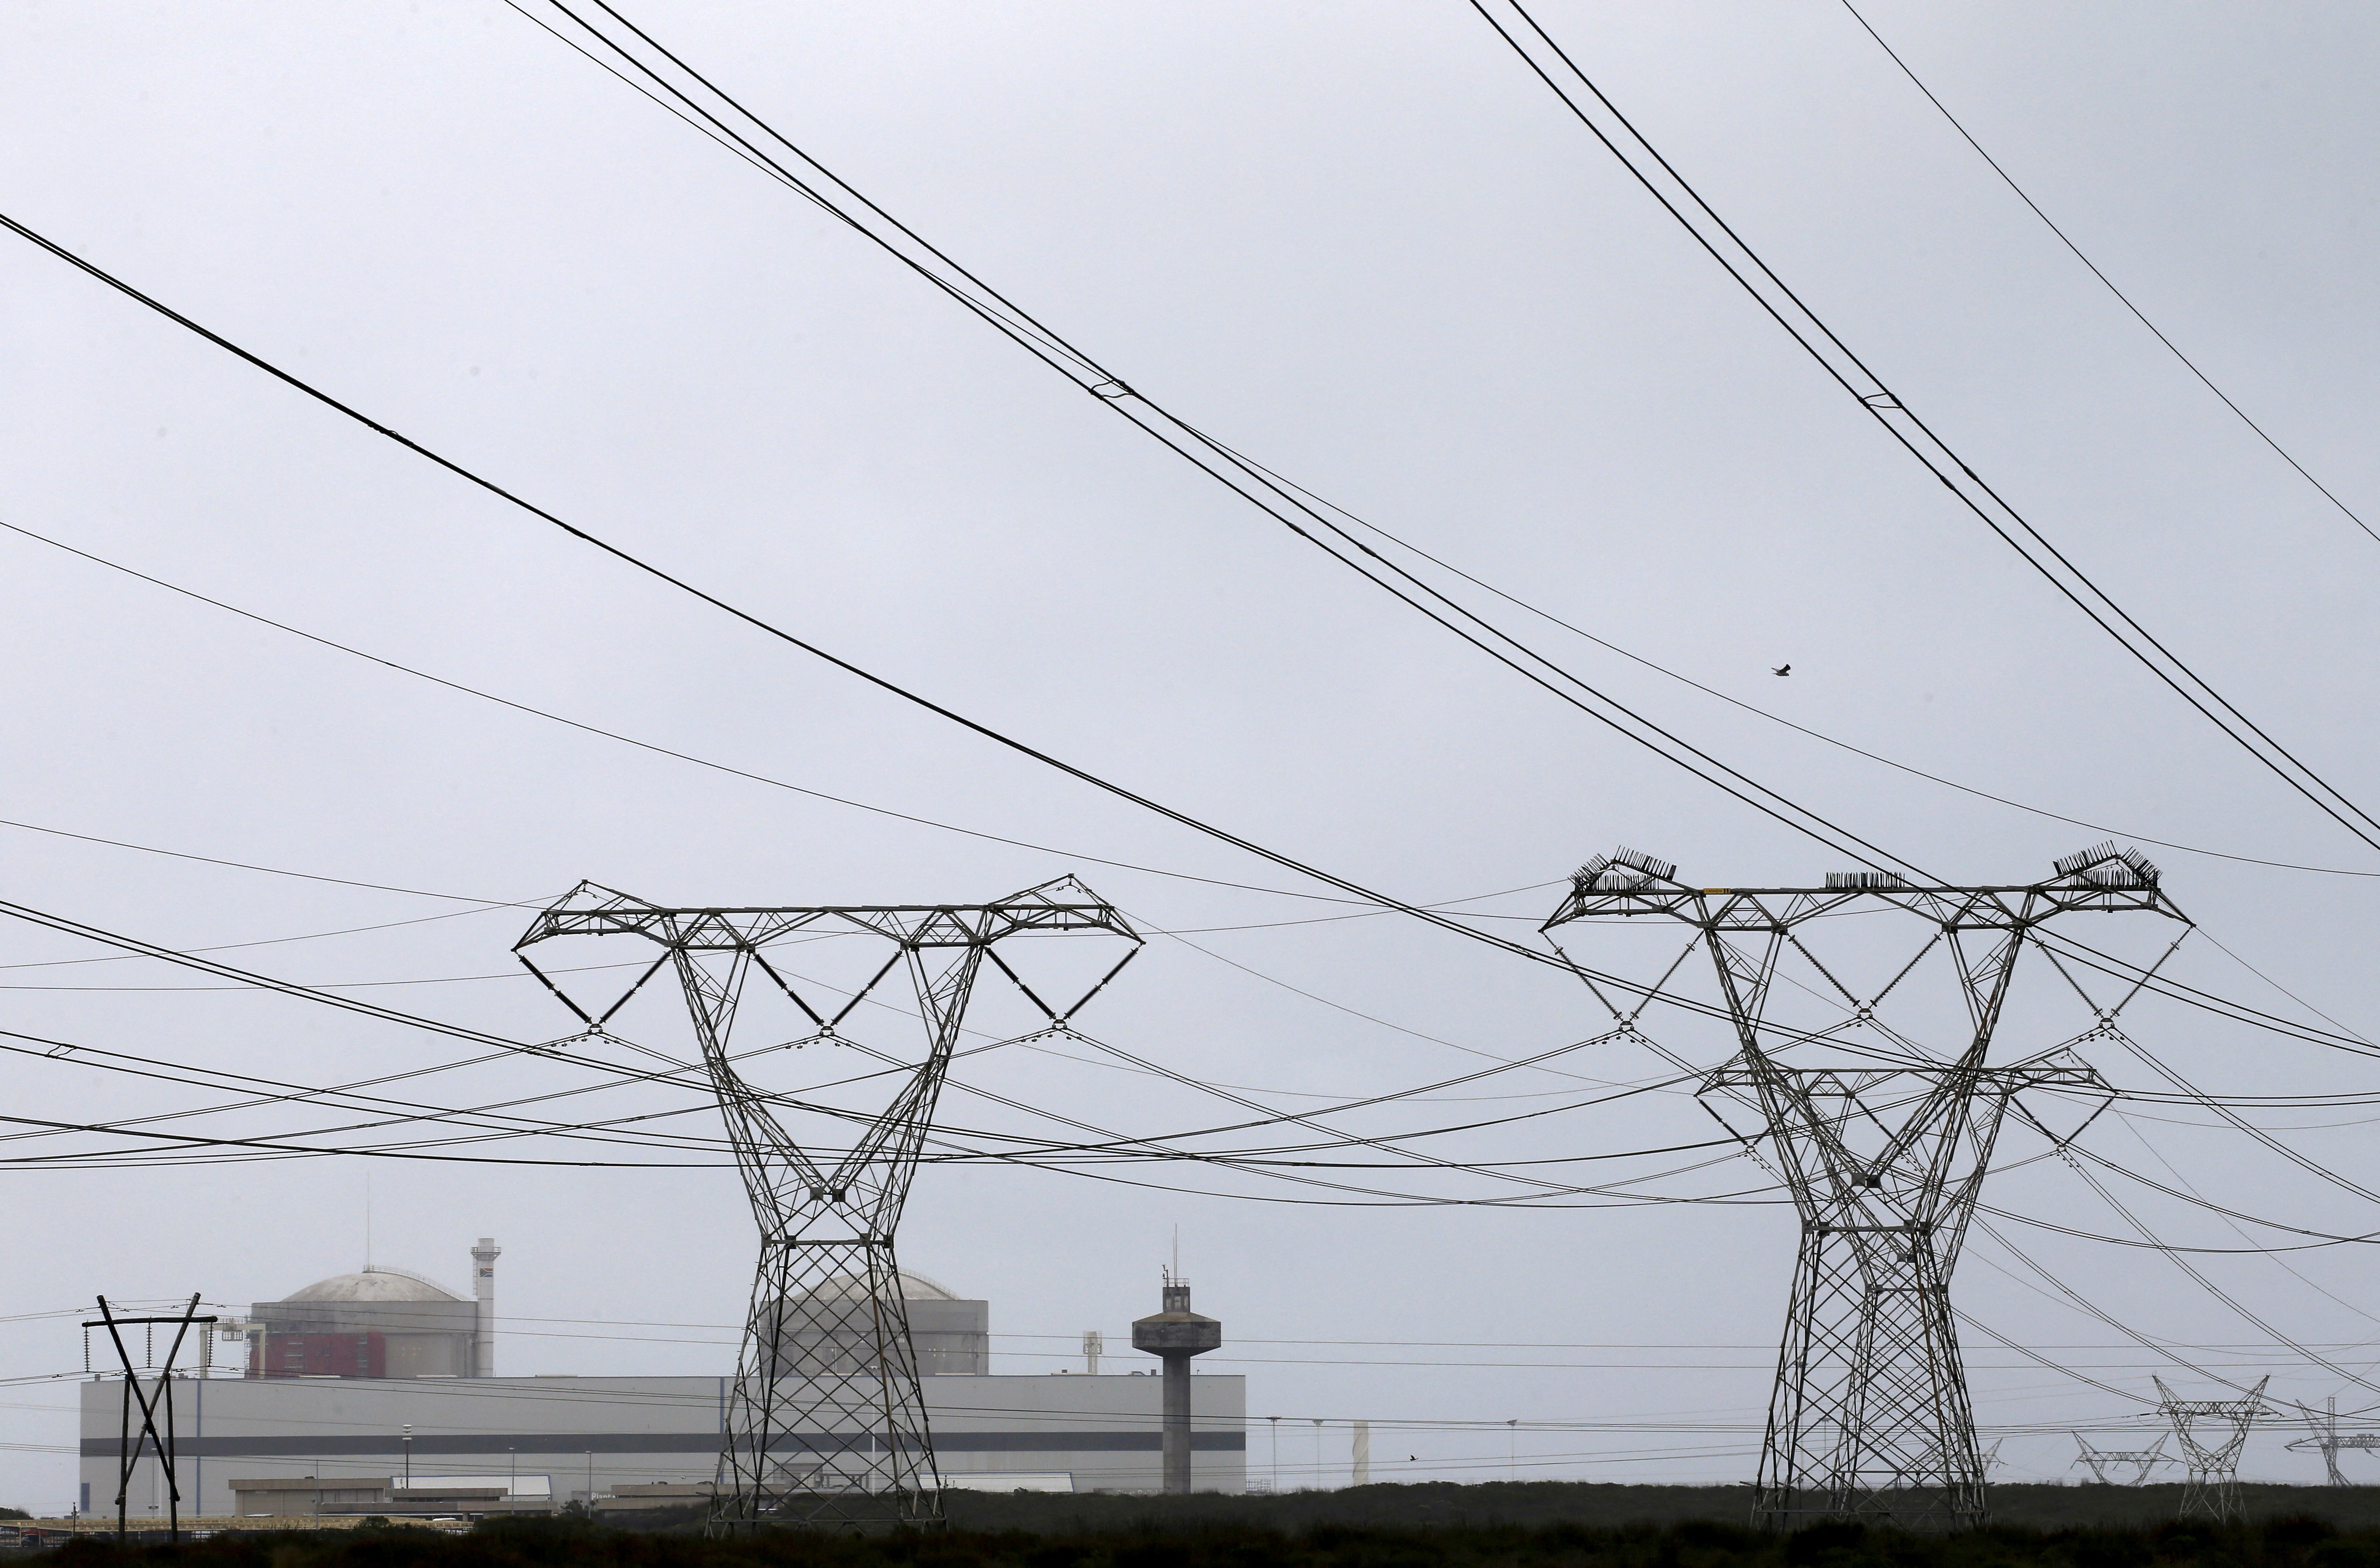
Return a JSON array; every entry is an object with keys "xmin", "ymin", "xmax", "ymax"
[{"xmin": 79, "ymin": 1372, "xmax": 1246, "ymax": 1515}]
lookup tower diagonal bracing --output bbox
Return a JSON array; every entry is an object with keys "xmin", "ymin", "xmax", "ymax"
[
  {"xmin": 1542, "ymin": 845, "xmax": 2188, "ymax": 1532},
  {"xmin": 515, "ymin": 877, "xmax": 1140, "ymax": 1532}
]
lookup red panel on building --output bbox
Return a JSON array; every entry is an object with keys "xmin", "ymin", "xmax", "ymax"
[{"xmin": 254, "ymin": 1332, "xmax": 386, "ymax": 1378}]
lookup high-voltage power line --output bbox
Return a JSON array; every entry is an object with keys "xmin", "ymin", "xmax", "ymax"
[
  {"xmin": 1467, "ymin": 0, "xmax": 2380, "ymax": 857},
  {"xmin": 4, "ymin": 204, "xmax": 2372, "ymax": 1079}
]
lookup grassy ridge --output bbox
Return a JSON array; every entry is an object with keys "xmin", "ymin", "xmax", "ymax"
[{"xmin": 30, "ymin": 1510, "xmax": 2380, "ymax": 1568}]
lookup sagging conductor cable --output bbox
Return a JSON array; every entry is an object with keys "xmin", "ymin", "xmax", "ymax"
[
  {"xmin": 1837, "ymin": 0, "xmax": 2379, "ymax": 550},
  {"xmin": 0, "ymin": 892, "xmax": 1089, "ymax": 1155},
  {"xmin": 494, "ymin": 0, "xmax": 2380, "ymax": 889},
  {"xmin": 1466, "ymin": 0, "xmax": 2380, "ymax": 858},
  {"xmin": 0, "ymin": 515, "xmax": 1383, "ymax": 911},
  {"xmin": 504, "ymin": 0, "xmax": 2380, "ymax": 887},
  {"xmin": 0, "ymin": 893, "xmax": 1775, "ymax": 1204},
  {"xmin": 525, "ymin": 0, "xmax": 2380, "ymax": 870},
  {"xmin": 494, "ymin": 0, "xmax": 1922, "ymax": 880},
  {"xmin": 6, "ymin": 214, "xmax": 2360, "ymax": 1064},
  {"xmin": 0, "ymin": 205, "xmax": 1876, "ymax": 1014}
]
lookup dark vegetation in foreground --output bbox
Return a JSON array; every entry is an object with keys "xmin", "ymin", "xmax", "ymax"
[
  {"xmin": 31, "ymin": 1485, "xmax": 2380, "ymax": 1568},
  {"xmin": 936, "ymin": 1486, "xmax": 2380, "ymax": 1535}
]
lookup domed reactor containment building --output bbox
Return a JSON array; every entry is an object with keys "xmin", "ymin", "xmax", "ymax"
[
  {"xmin": 770, "ymin": 1270, "xmax": 989, "ymax": 1377},
  {"xmin": 244, "ymin": 1253, "xmax": 496, "ymax": 1380},
  {"xmin": 75, "ymin": 1242, "xmax": 1242, "ymax": 1522}
]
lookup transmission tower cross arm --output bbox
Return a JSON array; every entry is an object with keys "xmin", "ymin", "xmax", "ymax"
[
  {"xmin": 513, "ymin": 877, "xmax": 1142, "ymax": 1028},
  {"xmin": 514, "ymin": 880, "xmax": 1140, "ymax": 951},
  {"xmin": 1542, "ymin": 843, "xmax": 2188, "ymax": 934}
]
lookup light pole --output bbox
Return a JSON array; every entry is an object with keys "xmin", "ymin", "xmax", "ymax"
[
  {"xmin": 509, "ymin": 1448, "xmax": 517, "ymax": 1506},
  {"xmin": 585, "ymin": 1451, "xmax": 594, "ymax": 1516},
  {"xmin": 1506, "ymin": 1420, "xmax": 1517, "ymax": 1484},
  {"xmin": 1312, "ymin": 1420, "xmax": 1324, "ymax": 1490},
  {"xmin": 402, "ymin": 1425, "xmax": 412, "ymax": 1490},
  {"xmin": 1267, "ymin": 1417, "xmax": 1280, "ymax": 1493}
]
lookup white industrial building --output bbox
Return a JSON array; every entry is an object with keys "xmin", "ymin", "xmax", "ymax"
[{"xmin": 78, "ymin": 1246, "xmax": 1243, "ymax": 1518}]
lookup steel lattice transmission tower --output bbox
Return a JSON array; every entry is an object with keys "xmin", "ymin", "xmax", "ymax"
[
  {"xmin": 2288, "ymin": 1398, "xmax": 2380, "ymax": 1486},
  {"xmin": 2155, "ymin": 1376, "xmax": 2270, "ymax": 1522},
  {"xmin": 516, "ymin": 877, "xmax": 1141, "ymax": 1532},
  {"xmin": 1542, "ymin": 843, "xmax": 2185, "ymax": 1532}
]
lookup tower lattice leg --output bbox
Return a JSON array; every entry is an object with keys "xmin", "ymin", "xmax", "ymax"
[
  {"xmin": 717, "ymin": 1241, "xmax": 939, "ymax": 1528},
  {"xmin": 1758, "ymin": 1226, "xmax": 1985, "ymax": 1531}
]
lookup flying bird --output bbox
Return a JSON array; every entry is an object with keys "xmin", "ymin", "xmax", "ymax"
[{"xmin": 1772, "ymin": 664, "xmax": 1791, "ymax": 676}]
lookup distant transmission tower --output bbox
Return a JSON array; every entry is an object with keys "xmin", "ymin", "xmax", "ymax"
[
  {"xmin": 516, "ymin": 877, "xmax": 1141, "ymax": 1532},
  {"xmin": 2288, "ymin": 1398, "xmax": 2380, "ymax": 1486},
  {"xmin": 2154, "ymin": 1376, "xmax": 2270, "ymax": 1522},
  {"xmin": 1543, "ymin": 844, "xmax": 2184, "ymax": 1532},
  {"xmin": 2073, "ymin": 1433, "xmax": 2168, "ymax": 1486}
]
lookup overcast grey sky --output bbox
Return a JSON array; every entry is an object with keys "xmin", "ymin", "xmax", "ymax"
[{"xmin": 1, "ymin": 0, "xmax": 2377, "ymax": 1511}]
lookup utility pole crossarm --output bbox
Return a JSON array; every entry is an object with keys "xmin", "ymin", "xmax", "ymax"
[{"xmin": 89, "ymin": 1296, "xmax": 214, "ymax": 1545}]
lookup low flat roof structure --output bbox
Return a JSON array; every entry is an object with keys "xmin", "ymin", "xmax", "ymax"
[{"xmin": 81, "ymin": 1373, "xmax": 1246, "ymax": 1517}]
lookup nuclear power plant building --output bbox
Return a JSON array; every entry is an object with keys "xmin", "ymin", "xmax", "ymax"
[{"xmin": 78, "ymin": 1247, "xmax": 1245, "ymax": 1517}]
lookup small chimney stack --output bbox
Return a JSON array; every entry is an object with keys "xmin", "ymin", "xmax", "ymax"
[{"xmin": 471, "ymin": 1237, "xmax": 501, "ymax": 1377}]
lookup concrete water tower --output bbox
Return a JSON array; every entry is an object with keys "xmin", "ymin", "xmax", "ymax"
[{"xmin": 1132, "ymin": 1272, "xmax": 1221, "ymax": 1494}]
